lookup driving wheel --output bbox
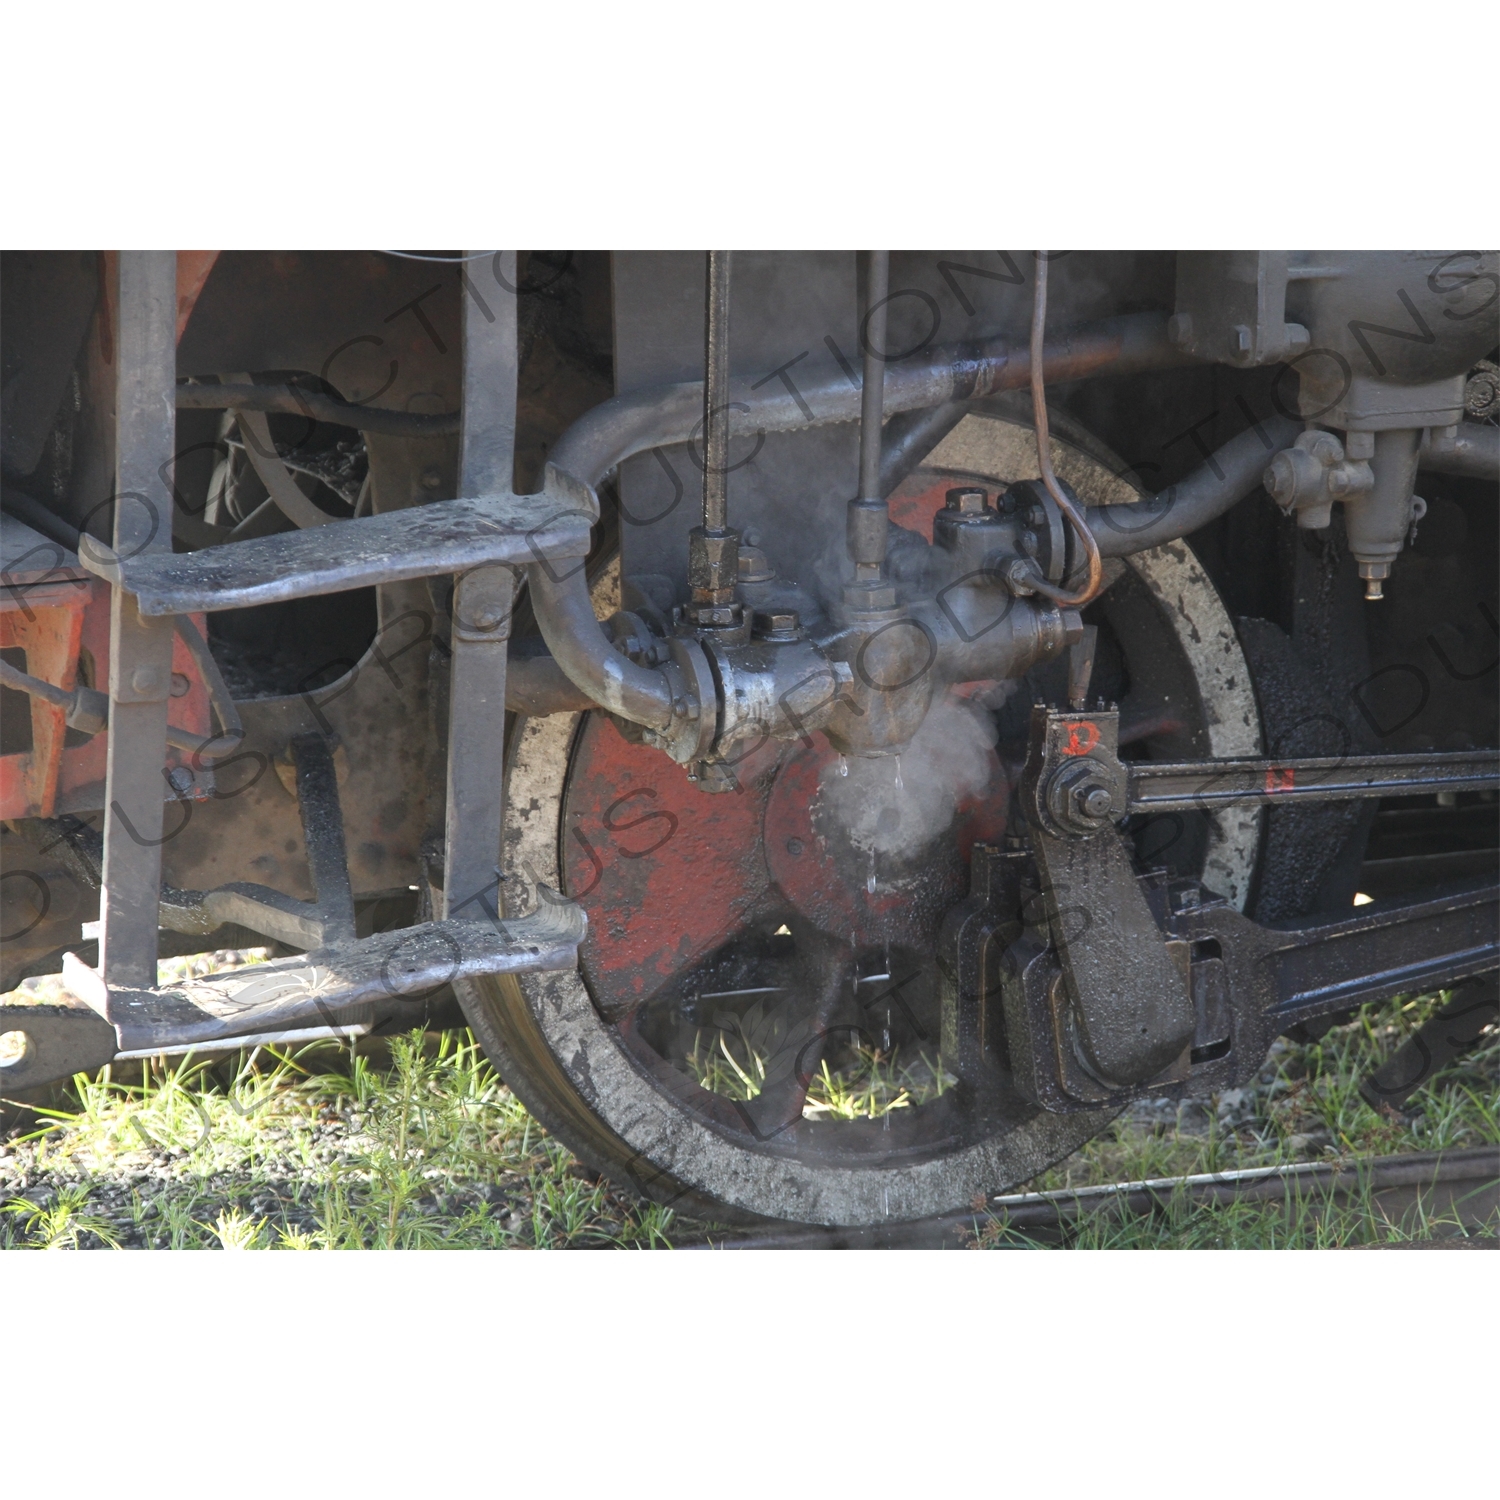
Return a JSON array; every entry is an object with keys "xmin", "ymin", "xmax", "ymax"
[{"xmin": 457, "ymin": 409, "xmax": 1264, "ymax": 1226}]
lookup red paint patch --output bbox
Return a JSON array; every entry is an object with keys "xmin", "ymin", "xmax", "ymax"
[
  {"xmin": 887, "ymin": 475, "xmax": 954, "ymax": 543},
  {"xmin": 564, "ymin": 717, "xmax": 772, "ymax": 997},
  {"xmin": 1062, "ymin": 721, "xmax": 1100, "ymax": 756},
  {"xmin": 1266, "ymin": 765, "xmax": 1295, "ymax": 793}
]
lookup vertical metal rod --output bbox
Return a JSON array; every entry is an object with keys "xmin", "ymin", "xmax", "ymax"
[
  {"xmin": 848, "ymin": 251, "xmax": 891, "ymax": 581},
  {"xmin": 98, "ymin": 251, "xmax": 179, "ymax": 991},
  {"xmin": 443, "ymin": 251, "xmax": 518, "ymax": 923},
  {"xmin": 858, "ymin": 250, "xmax": 890, "ymax": 503},
  {"xmin": 702, "ymin": 250, "xmax": 732, "ymax": 534}
]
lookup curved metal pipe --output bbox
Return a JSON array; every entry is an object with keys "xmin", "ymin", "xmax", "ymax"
[
  {"xmin": 1418, "ymin": 423, "xmax": 1499, "ymax": 482},
  {"xmin": 175, "ymin": 383, "xmax": 458, "ymax": 438},
  {"xmin": 529, "ymin": 312, "xmax": 1186, "ymax": 727},
  {"xmin": 527, "ymin": 564, "xmax": 676, "ymax": 729},
  {"xmin": 549, "ymin": 311, "xmax": 1183, "ymax": 488},
  {"xmin": 1084, "ymin": 417, "xmax": 1301, "ymax": 557},
  {"xmin": 505, "ymin": 644, "xmax": 595, "ymax": 715}
]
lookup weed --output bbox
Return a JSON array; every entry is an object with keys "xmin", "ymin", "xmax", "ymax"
[
  {"xmin": 211, "ymin": 1208, "xmax": 267, "ymax": 1250},
  {"xmin": 4, "ymin": 1184, "xmax": 120, "ymax": 1249}
]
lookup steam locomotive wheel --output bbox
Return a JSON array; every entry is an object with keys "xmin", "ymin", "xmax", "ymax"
[{"xmin": 458, "ymin": 433, "xmax": 1265, "ymax": 1227}]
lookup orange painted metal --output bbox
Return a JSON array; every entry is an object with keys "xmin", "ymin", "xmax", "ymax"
[
  {"xmin": 175, "ymin": 252, "xmax": 220, "ymax": 343},
  {"xmin": 0, "ymin": 252, "xmax": 222, "ymax": 820},
  {"xmin": 0, "ymin": 564, "xmax": 212, "ymax": 820}
]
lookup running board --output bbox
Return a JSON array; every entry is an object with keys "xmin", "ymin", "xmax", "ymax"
[{"xmin": 60, "ymin": 897, "xmax": 585, "ymax": 1052}]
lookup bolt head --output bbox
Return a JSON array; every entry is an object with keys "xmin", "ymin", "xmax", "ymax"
[
  {"xmin": 737, "ymin": 545, "xmax": 775, "ymax": 582},
  {"xmin": 1167, "ymin": 311, "xmax": 1194, "ymax": 347},
  {"xmin": 945, "ymin": 486, "xmax": 988, "ymax": 514},
  {"xmin": 1232, "ymin": 324, "xmax": 1253, "ymax": 355},
  {"xmin": 841, "ymin": 580, "xmax": 898, "ymax": 612},
  {"xmin": 1079, "ymin": 785, "xmax": 1113, "ymax": 818},
  {"xmin": 753, "ymin": 608, "xmax": 801, "ymax": 640},
  {"xmin": 130, "ymin": 665, "xmax": 164, "ymax": 695},
  {"xmin": 689, "ymin": 602, "xmax": 740, "ymax": 628}
]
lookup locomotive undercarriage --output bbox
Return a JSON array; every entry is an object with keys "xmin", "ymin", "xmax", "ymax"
[{"xmin": 1, "ymin": 249, "xmax": 1496, "ymax": 1226}]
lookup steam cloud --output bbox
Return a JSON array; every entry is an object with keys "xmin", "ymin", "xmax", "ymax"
[{"xmin": 819, "ymin": 695, "xmax": 1002, "ymax": 857}]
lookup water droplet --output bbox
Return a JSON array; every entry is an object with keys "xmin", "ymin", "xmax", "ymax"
[
  {"xmin": 838, "ymin": 754, "xmax": 849, "ymax": 777},
  {"xmin": 894, "ymin": 756, "xmax": 903, "ymax": 790},
  {"xmin": 866, "ymin": 850, "xmax": 877, "ymax": 894}
]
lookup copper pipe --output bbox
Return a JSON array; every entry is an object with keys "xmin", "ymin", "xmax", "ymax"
[{"xmin": 1027, "ymin": 252, "xmax": 1105, "ymax": 607}]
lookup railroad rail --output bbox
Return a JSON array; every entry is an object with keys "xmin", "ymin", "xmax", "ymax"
[{"xmin": 686, "ymin": 1148, "xmax": 1500, "ymax": 1249}]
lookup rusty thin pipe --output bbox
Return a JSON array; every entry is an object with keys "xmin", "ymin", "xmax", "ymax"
[
  {"xmin": 702, "ymin": 251, "xmax": 733, "ymax": 534},
  {"xmin": 1028, "ymin": 252, "xmax": 1104, "ymax": 607}
]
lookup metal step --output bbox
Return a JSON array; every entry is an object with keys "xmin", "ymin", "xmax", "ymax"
[
  {"xmin": 78, "ymin": 463, "xmax": 595, "ymax": 616},
  {"xmin": 61, "ymin": 896, "xmax": 585, "ymax": 1052}
]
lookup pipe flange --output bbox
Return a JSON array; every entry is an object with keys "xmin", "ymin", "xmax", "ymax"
[
  {"xmin": 642, "ymin": 635, "xmax": 718, "ymax": 765},
  {"xmin": 1004, "ymin": 478, "xmax": 1069, "ymax": 585}
]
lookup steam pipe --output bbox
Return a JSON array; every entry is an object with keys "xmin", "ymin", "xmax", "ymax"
[
  {"xmin": 505, "ymin": 641, "xmax": 596, "ymax": 715},
  {"xmin": 175, "ymin": 382, "xmax": 458, "ymax": 438},
  {"xmin": 528, "ymin": 311, "xmax": 1188, "ymax": 729},
  {"xmin": 527, "ymin": 563, "xmax": 677, "ymax": 728},
  {"xmin": 1418, "ymin": 423, "xmax": 1499, "ymax": 482},
  {"xmin": 877, "ymin": 402, "xmax": 969, "ymax": 497},
  {"xmin": 548, "ymin": 311, "xmax": 1185, "ymax": 489},
  {"xmin": 1083, "ymin": 416, "xmax": 1301, "ymax": 557}
]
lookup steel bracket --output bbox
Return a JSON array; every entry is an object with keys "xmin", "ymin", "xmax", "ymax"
[
  {"xmin": 983, "ymin": 706, "xmax": 1500, "ymax": 1112},
  {"xmin": 28, "ymin": 731, "xmax": 584, "ymax": 1078}
]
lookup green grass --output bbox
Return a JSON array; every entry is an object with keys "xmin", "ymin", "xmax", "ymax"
[
  {"xmin": 967, "ymin": 990, "xmax": 1499, "ymax": 1249},
  {"xmin": 687, "ymin": 1026, "xmax": 953, "ymax": 1119},
  {"xmin": 1, "ymin": 988, "xmax": 1493, "ymax": 1250},
  {"xmin": 0, "ymin": 1030, "xmax": 684, "ymax": 1250}
]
